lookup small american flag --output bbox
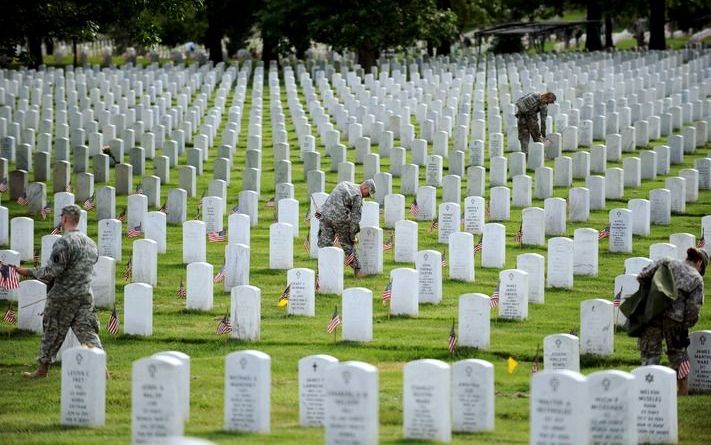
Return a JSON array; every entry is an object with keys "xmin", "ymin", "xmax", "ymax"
[
  {"xmin": 677, "ymin": 357, "xmax": 691, "ymax": 380},
  {"xmin": 40, "ymin": 205, "xmax": 52, "ymax": 220},
  {"xmin": 698, "ymin": 229, "xmax": 705, "ymax": 249},
  {"xmin": 123, "ymin": 257, "xmax": 133, "ymax": 282},
  {"xmin": 65, "ymin": 183, "xmax": 72, "ymax": 193},
  {"xmin": 159, "ymin": 201, "xmax": 168, "ymax": 214},
  {"xmin": 489, "ymin": 283, "xmax": 500, "ymax": 308},
  {"xmin": 265, "ymin": 197, "xmax": 276, "ymax": 208},
  {"xmin": 429, "ymin": 217, "xmax": 439, "ymax": 233},
  {"xmin": 177, "ymin": 277, "xmax": 186, "ymax": 298},
  {"xmin": 0, "ymin": 177, "xmax": 7, "ymax": 193},
  {"xmin": 83, "ymin": 195, "xmax": 95, "ymax": 210},
  {"xmin": 213, "ymin": 265, "xmax": 226, "ymax": 283},
  {"xmin": 230, "ymin": 205, "xmax": 241, "ymax": 214},
  {"xmin": 382, "ymin": 280, "xmax": 392, "ymax": 305},
  {"xmin": 208, "ymin": 229, "xmax": 226, "ymax": 242},
  {"xmin": 448, "ymin": 320, "xmax": 457, "ymax": 354},
  {"xmin": 474, "ymin": 236, "xmax": 483, "ymax": 254},
  {"xmin": 51, "ymin": 224, "xmax": 62, "ymax": 235},
  {"xmin": 485, "ymin": 202, "xmax": 491, "ymax": 218},
  {"xmin": 344, "ymin": 251, "xmax": 356, "ymax": 267},
  {"xmin": 303, "ymin": 233, "xmax": 311, "ymax": 253},
  {"xmin": 107, "ymin": 307, "xmax": 120, "ymax": 335},
  {"xmin": 127, "ymin": 224, "xmax": 142, "ymax": 238},
  {"xmin": 327, "ymin": 305, "xmax": 341, "ymax": 333},
  {"xmin": 216, "ymin": 314, "xmax": 232, "ymax": 335},
  {"xmin": 16, "ymin": 193, "xmax": 29, "ymax": 206},
  {"xmin": 441, "ymin": 253, "xmax": 447, "ymax": 268},
  {"xmin": 3, "ymin": 306, "xmax": 17, "ymax": 324},
  {"xmin": 118, "ymin": 208, "xmax": 127, "ymax": 222},
  {"xmin": 531, "ymin": 345, "xmax": 540, "ymax": 374},
  {"xmin": 383, "ymin": 235, "xmax": 393, "ymax": 251},
  {"xmin": 33, "ymin": 251, "xmax": 40, "ymax": 268},
  {"xmin": 410, "ymin": 199, "xmax": 419, "ymax": 217},
  {"xmin": 0, "ymin": 264, "xmax": 20, "ymax": 290},
  {"xmin": 598, "ymin": 225, "xmax": 610, "ymax": 240},
  {"xmin": 514, "ymin": 222, "xmax": 523, "ymax": 244},
  {"xmin": 613, "ymin": 288, "xmax": 622, "ymax": 307},
  {"xmin": 135, "ymin": 184, "xmax": 144, "ymax": 195},
  {"xmin": 333, "ymin": 234, "xmax": 342, "ymax": 248},
  {"xmin": 277, "ymin": 284, "xmax": 290, "ymax": 308},
  {"xmin": 315, "ymin": 272, "xmax": 320, "ymax": 291}
]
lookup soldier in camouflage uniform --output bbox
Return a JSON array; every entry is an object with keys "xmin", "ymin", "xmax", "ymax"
[
  {"xmin": 317, "ymin": 180, "xmax": 376, "ymax": 277},
  {"xmin": 515, "ymin": 91, "xmax": 556, "ymax": 154},
  {"xmin": 16, "ymin": 205, "xmax": 102, "ymax": 378},
  {"xmin": 636, "ymin": 247, "xmax": 707, "ymax": 394}
]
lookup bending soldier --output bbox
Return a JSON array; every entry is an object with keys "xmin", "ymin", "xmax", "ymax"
[
  {"xmin": 515, "ymin": 91, "xmax": 556, "ymax": 154},
  {"xmin": 317, "ymin": 179, "xmax": 376, "ymax": 277}
]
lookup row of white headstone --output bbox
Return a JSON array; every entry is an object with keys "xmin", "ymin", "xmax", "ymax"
[{"xmin": 59, "ymin": 335, "xmax": 711, "ymax": 444}]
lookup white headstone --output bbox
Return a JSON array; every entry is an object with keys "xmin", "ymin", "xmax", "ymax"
[
  {"xmin": 230, "ymin": 285, "xmax": 260, "ymax": 341},
  {"xmin": 224, "ymin": 350, "xmax": 271, "ymax": 433},
  {"xmin": 543, "ymin": 334, "xmax": 580, "ymax": 372},
  {"xmin": 580, "ymin": 299, "xmax": 614, "ymax": 356},
  {"xmin": 530, "ymin": 370, "xmax": 590, "ymax": 445},
  {"xmin": 61, "ymin": 347, "xmax": 106, "ymax": 426},
  {"xmin": 631, "ymin": 365, "xmax": 678, "ymax": 444},
  {"xmin": 298, "ymin": 354, "xmax": 339, "ymax": 427},
  {"xmin": 342, "ymin": 287, "xmax": 373, "ymax": 342},
  {"xmin": 325, "ymin": 362, "xmax": 379, "ymax": 445},
  {"xmin": 403, "ymin": 360, "xmax": 451, "ymax": 442}
]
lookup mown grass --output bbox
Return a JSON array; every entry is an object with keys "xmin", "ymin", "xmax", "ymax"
[{"xmin": 1, "ymin": 62, "xmax": 710, "ymax": 444}]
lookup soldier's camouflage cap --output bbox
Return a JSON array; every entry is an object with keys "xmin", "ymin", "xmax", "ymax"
[
  {"xmin": 363, "ymin": 179, "xmax": 376, "ymax": 196},
  {"xmin": 61, "ymin": 204, "xmax": 82, "ymax": 216}
]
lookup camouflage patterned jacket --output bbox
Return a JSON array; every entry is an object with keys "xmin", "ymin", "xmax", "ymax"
[
  {"xmin": 637, "ymin": 258, "xmax": 704, "ymax": 328},
  {"xmin": 31, "ymin": 230, "xmax": 99, "ymax": 303},
  {"xmin": 319, "ymin": 182, "xmax": 363, "ymax": 237}
]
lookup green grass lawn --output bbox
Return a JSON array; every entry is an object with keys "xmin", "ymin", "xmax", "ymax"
[{"xmin": 1, "ymin": 63, "xmax": 710, "ymax": 444}]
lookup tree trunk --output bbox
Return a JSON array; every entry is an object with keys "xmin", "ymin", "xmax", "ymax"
[
  {"xmin": 436, "ymin": 41, "xmax": 451, "ymax": 56},
  {"xmin": 585, "ymin": 0, "xmax": 603, "ymax": 51},
  {"xmin": 72, "ymin": 38, "xmax": 78, "ymax": 66},
  {"xmin": 604, "ymin": 14, "xmax": 614, "ymax": 48},
  {"xmin": 206, "ymin": 23, "xmax": 223, "ymax": 63},
  {"xmin": 27, "ymin": 33, "xmax": 43, "ymax": 68},
  {"xmin": 648, "ymin": 0, "xmax": 666, "ymax": 50},
  {"xmin": 357, "ymin": 47, "xmax": 379, "ymax": 71},
  {"xmin": 261, "ymin": 34, "xmax": 278, "ymax": 63}
]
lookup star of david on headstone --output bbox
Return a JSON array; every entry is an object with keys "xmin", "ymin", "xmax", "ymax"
[
  {"xmin": 342, "ymin": 370, "xmax": 351, "ymax": 385},
  {"xmin": 239, "ymin": 358, "xmax": 248, "ymax": 369},
  {"xmin": 550, "ymin": 377, "xmax": 560, "ymax": 392},
  {"xmin": 148, "ymin": 364, "xmax": 157, "ymax": 378},
  {"xmin": 602, "ymin": 378, "xmax": 611, "ymax": 391},
  {"xmin": 645, "ymin": 373, "xmax": 654, "ymax": 383},
  {"xmin": 75, "ymin": 353, "xmax": 83, "ymax": 366}
]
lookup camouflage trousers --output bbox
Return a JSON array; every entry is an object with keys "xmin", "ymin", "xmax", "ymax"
[
  {"xmin": 638, "ymin": 317, "xmax": 689, "ymax": 371},
  {"xmin": 38, "ymin": 297, "xmax": 103, "ymax": 365},
  {"xmin": 517, "ymin": 113, "xmax": 543, "ymax": 154},
  {"xmin": 317, "ymin": 220, "xmax": 360, "ymax": 270}
]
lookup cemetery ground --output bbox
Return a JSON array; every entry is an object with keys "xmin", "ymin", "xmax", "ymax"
[{"xmin": 1, "ymin": 76, "xmax": 711, "ymax": 445}]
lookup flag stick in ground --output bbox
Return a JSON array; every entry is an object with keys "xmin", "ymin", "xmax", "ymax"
[
  {"xmin": 448, "ymin": 319, "xmax": 457, "ymax": 355},
  {"xmin": 327, "ymin": 304, "xmax": 341, "ymax": 342}
]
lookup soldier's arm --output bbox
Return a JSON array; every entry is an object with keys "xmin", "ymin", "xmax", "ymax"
[
  {"xmin": 31, "ymin": 239, "xmax": 69, "ymax": 281},
  {"xmin": 540, "ymin": 104, "xmax": 548, "ymax": 137},
  {"xmin": 683, "ymin": 281, "xmax": 704, "ymax": 328},
  {"xmin": 637, "ymin": 259, "xmax": 662, "ymax": 283}
]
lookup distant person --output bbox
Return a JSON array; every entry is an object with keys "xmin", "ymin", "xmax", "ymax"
[
  {"xmin": 624, "ymin": 247, "xmax": 708, "ymax": 395},
  {"xmin": 16, "ymin": 205, "xmax": 102, "ymax": 378},
  {"xmin": 317, "ymin": 180, "xmax": 376, "ymax": 277},
  {"xmin": 515, "ymin": 91, "xmax": 556, "ymax": 154}
]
